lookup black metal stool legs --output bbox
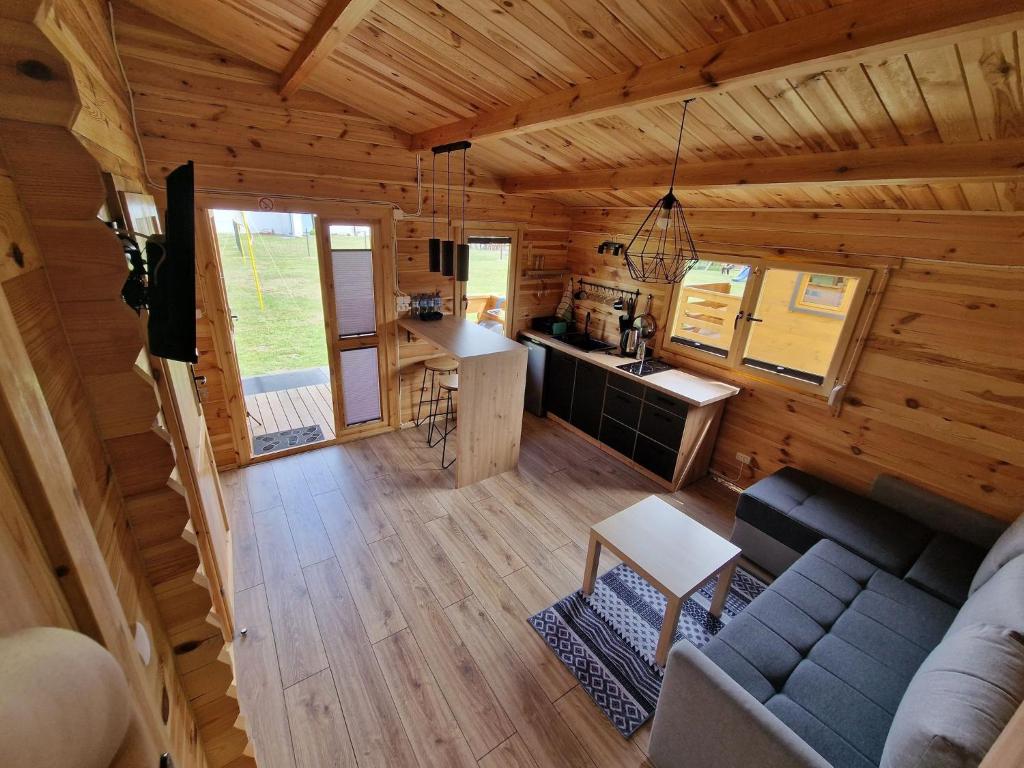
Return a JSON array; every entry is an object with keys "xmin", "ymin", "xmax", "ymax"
[
  {"xmin": 439, "ymin": 389, "xmax": 455, "ymax": 469},
  {"xmin": 414, "ymin": 366, "xmax": 435, "ymax": 427},
  {"xmin": 426, "ymin": 381, "xmax": 443, "ymax": 447}
]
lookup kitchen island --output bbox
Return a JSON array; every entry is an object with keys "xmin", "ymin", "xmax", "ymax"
[{"xmin": 399, "ymin": 316, "xmax": 527, "ymax": 487}]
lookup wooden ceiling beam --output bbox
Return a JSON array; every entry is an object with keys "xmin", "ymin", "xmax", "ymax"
[
  {"xmin": 410, "ymin": 0, "xmax": 1024, "ymax": 150},
  {"xmin": 278, "ymin": 0, "xmax": 377, "ymax": 97},
  {"xmin": 501, "ymin": 140, "xmax": 1024, "ymax": 193}
]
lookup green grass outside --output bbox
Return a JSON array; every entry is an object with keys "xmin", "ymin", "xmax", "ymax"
[
  {"xmin": 219, "ymin": 231, "xmax": 333, "ymax": 378},
  {"xmin": 219, "ymin": 233, "xmax": 510, "ymax": 377},
  {"xmin": 466, "ymin": 244, "xmax": 510, "ymax": 297}
]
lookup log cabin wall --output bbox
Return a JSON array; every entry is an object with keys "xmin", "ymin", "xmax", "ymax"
[
  {"xmin": 2, "ymin": 1, "xmax": 251, "ymax": 766},
  {"xmin": 111, "ymin": 3, "xmax": 571, "ymax": 461},
  {"xmin": 568, "ymin": 207, "xmax": 1024, "ymax": 523}
]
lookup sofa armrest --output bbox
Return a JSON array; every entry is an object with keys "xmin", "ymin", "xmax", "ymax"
[{"xmin": 648, "ymin": 642, "xmax": 830, "ymax": 768}]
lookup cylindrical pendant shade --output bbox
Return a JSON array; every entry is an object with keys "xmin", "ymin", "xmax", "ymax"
[
  {"xmin": 428, "ymin": 237, "xmax": 441, "ymax": 272},
  {"xmin": 441, "ymin": 240, "xmax": 455, "ymax": 277},
  {"xmin": 456, "ymin": 243, "xmax": 469, "ymax": 283}
]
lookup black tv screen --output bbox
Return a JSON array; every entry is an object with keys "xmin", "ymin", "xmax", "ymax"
[{"xmin": 147, "ymin": 161, "xmax": 197, "ymax": 363}]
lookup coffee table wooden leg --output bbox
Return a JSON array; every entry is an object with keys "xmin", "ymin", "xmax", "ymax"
[
  {"xmin": 656, "ymin": 594, "xmax": 683, "ymax": 667},
  {"xmin": 582, "ymin": 532, "xmax": 602, "ymax": 595},
  {"xmin": 710, "ymin": 560, "xmax": 738, "ymax": 618}
]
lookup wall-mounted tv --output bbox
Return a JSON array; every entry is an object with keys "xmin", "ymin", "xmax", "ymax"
[{"xmin": 147, "ymin": 161, "xmax": 197, "ymax": 364}]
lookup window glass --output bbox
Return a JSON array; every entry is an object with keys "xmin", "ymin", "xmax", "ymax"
[
  {"xmin": 670, "ymin": 259, "xmax": 750, "ymax": 357},
  {"xmin": 741, "ymin": 268, "xmax": 859, "ymax": 385}
]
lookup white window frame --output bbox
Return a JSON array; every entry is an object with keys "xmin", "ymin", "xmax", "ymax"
[{"xmin": 662, "ymin": 257, "xmax": 873, "ymax": 397}]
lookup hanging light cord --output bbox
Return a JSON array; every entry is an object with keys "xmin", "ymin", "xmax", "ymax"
[
  {"xmin": 461, "ymin": 148, "xmax": 467, "ymax": 238},
  {"xmin": 667, "ymin": 99, "xmax": 693, "ymax": 193},
  {"xmin": 431, "ymin": 152, "xmax": 436, "ymax": 239},
  {"xmin": 446, "ymin": 152, "xmax": 451, "ymax": 239}
]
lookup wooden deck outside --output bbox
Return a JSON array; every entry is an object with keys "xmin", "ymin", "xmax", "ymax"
[{"xmin": 245, "ymin": 384, "xmax": 336, "ymax": 443}]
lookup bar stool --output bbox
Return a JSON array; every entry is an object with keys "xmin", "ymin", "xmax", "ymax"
[
  {"xmin": 427, "ymin": 374, "xmax": 458, "ymax": 469},
  {"xmin": 415, "ymin": 355, "xmax": 458, "ymax": 430}
]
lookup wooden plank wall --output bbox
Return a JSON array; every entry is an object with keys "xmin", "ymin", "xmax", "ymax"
[
  {"xmin": 394, "ymin": 216, "xmax": 569, "ymax": 428},
  {"xmin": 0, "ymin": 148, "xmax": 208, "ymax": 768},
  {"xmin": 2, "ymin": 2, "xmax": 252, "ymax": 766},
  {"xmin": 569, "ymin": 207, "xmax": 1024, "ymax": 522},
  {"xmin": 112, "ymin": 3, "xmax": 571, "ymax": 453}
]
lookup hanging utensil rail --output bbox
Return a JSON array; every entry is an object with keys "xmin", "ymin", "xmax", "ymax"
[{"xmin": 575, "ymin": 278, "xmax": 641, "ymax": 302}]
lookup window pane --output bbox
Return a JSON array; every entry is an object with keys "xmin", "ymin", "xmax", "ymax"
[
  {"xmin": 742, "ymin": 268, "xmax": 858, "ymax": 385},
  {"xmin": 670, "ymin": 259, "xmax": 749, "ymax": 356},
  {"xmin": 329, "ymin": 225, "xmax": 375, "ymax": 337},
  {"xmin": 340, "ymin": 347, "xmax": 382, "ymax": 426}
]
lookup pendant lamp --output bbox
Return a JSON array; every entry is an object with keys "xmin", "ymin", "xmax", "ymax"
[
  {"xmin": 428, "ymin": 152, "xmax": 440, "ymax": 272},
  {"xmin": 624, "ymin": 99, "xmax": 700, "ymax": 284},
  {"xmin": 441, "ymin": 151, "xmax": 455, "ymax": 277},
  {"xmin": 456, "ymin": 146, "xmax": 469, "ymax": 283}
]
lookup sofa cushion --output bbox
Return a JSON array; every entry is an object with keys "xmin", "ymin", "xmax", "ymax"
[
  {"xmin": 906, "ymin": 534, "xmax": 986, "ymax": 606},
  {"xmin": 767, "ymin": 695, "xmax": 876, "ymax": 768},
  {"xmin": 737, "ymin": 467, "xmax": 931, "ymax": 574},
  {"xmin": 969, "ymin": 513, "xmax": 1024, "ymax": 596},
  {"xmin": 703, "ymin": 541, "xmax": 957, "ymax": 768},
  {"xmin": 870, "ymin": 474, "xmax": 1007, "ymax": 550},
  {"xmin": 950, "ymin": 554, "xmax": 1024, "ymax": 636},
  {"xmin": 775, "ymin": 660, "xmax": 893, "ymax": 765},
  {"xmin": 880, "ymin": 624, "xmax": 1024, "ymax": 768}
]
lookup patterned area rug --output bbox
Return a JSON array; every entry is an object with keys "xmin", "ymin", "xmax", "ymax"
[
  {"xmin": 529, "ymin": 562, "xmax": 766, "ymax": 738},
  {"xmin": 252, "ymin": 425, "xmax": 325, "ymax": 455}
]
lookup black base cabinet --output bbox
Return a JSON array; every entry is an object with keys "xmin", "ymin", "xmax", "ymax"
[
  {"xmin": 599, "ymin": 416, "xmax": 638, "ymax": 457},
  {"xmin": 569, "ymin": 360, "xmax": 607, "ymax": 439},
  {"xmin": 540, "ymin": 342, "xmax": 692, "ymax": 485},
  {"xmin": 545, "ymin": 348, "xmax": 576, "ymax": 421},
  {"xmin": 633, "ymin": 435, "xmax": 679, "ymax": 481}
]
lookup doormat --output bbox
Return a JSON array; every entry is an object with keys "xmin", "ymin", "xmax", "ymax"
[
  {"xmin": 528, "ymin": 563, "xmax": 766, "ymax": 738},
  {"xmin": 252, "ymin": 425, "xmax": 325, "ymax": 455}
]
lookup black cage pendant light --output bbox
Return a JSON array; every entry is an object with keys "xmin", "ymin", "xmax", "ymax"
[
  {"xmin": 441, "ymin": 151, "xmax": 455, "ymax": 277},
  {"xmin": 427, "ymin": 152, "xmax": 441, "ymax": 272},
  {"xmin": 624, "ymin": 98, "xmax": 700, "ymax": 284},
  {"xmin": 456, "ymin": 146, "xmax": 469, "ymax": 283}
]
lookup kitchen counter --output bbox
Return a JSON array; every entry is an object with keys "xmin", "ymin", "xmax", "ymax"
[
  {"xmin": 400, "ymin": 316, "xmax": 523, "ymax": 359},
  {"xmin": 400, "ymin": 316, "xmax": 527, "ymax": 487},
  {"xmin": 519, "ymin": 330, "xmax": 739, "ymax": 407}
]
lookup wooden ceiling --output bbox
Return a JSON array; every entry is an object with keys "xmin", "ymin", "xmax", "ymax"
[{"xmin": 119, "ymin": 0, "xmax": 1024, "ymax": 212}]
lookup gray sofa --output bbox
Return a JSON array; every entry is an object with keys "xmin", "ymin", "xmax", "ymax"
[{"xmin": 649, "ymin": 470, "xmax": 1024, "ymax": 768}]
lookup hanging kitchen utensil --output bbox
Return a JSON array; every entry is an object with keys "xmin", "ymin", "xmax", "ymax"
[
  {"xmin": 633, "ymin": 294, "xmax": 658, "ymax": 339},
  {"xmin": 613, "ymin": 297, "xmax": 624, "ymax": 310}
]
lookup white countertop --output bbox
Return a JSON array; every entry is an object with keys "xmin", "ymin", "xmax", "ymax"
[{"xmin": 520, "ymin": 329, "xmax": 740, "ymax": 408}]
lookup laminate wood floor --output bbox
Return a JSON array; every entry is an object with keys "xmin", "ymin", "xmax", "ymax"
[{"xmin": 222, "ymin": 412, "xmax": 738, "ymax": 768}]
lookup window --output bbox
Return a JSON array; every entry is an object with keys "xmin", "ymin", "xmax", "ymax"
[{"xmin": 665, "ymin": 258, "xmax": 872, "ymax": 394}]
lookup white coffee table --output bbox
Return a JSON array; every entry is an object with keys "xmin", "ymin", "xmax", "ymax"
[{"xmin": 582, "ymin": 495, "xmax": 742, "ymax": 667}]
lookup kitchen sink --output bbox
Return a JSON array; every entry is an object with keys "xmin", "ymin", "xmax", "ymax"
[{"xmin": 555, "ymin": 332, "xmax": 617, "ymax": 353}]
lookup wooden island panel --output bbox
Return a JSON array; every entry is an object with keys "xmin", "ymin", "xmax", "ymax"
[{"xmin": 399, "ymin": 317, "xmax": 527, "ymax": 487}]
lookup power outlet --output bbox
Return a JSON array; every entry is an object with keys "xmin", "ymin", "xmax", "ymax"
[{"xmin": 735, "ymin": 452, "xmax": 753, "ymax": 466}]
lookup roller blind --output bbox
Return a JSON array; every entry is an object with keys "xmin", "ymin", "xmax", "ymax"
[
  {"xmin": 332, "ymin": 249, "xmax": 376, "ymax": 337},
  {"xmin": 340, "ymin": 347, "xmax": 382, "ymax": 426}
]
